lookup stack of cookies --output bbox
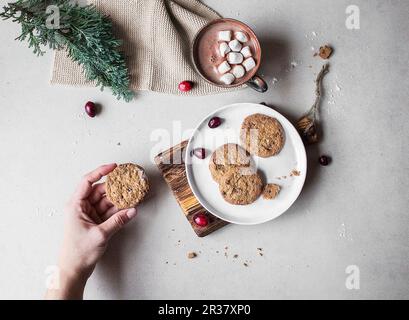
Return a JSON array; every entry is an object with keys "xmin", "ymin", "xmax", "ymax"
[
  {"xmin": 209, "ymin": 113, "xmax": 285, "ymax": 205},
  {"xmin": 209, "ymin": 143, "xmax": 262, "ymax": 205}
]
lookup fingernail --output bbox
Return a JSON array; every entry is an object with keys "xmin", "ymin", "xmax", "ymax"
[
  {"xmin": 126, "ymin": 208, "xmax": 137, "ymax": 219},
  {"xmin": 105, "ymin": 163, "xmax": 117, "ymax": 167}
]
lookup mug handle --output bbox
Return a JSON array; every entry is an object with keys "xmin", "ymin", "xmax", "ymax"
[{"xmin": 247, "ymin": 75, "xmax": 268, "ymax": 93}]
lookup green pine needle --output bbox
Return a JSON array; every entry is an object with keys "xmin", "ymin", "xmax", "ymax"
[{"xmin": 1, "ymin": 0, "xmax": 134, "ymax": 101}]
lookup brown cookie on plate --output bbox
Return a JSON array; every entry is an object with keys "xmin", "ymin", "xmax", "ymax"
[
  {"xmin": 262, "ymin": 184, "xmax": 281, "ymax": 200},
  {"xmin": 240, "ymin": 113, "xmax": 285, "ymax": 158},
  {"xmin": 106, "ymin": 163, "xmax": 149, "ymax": 210},
  {"xmin": 209, "ymin": 143, "xmax": 254, "ymax": 183},
  {"xmin": 219, "ymin": 168, "xmax": 263, "ymax": 205}
]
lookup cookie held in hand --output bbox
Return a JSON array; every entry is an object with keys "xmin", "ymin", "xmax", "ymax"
[
  {"xmin": 219, "ymin": 168, "xmax": 263, "ymax": 205},
  {"xmin": 240, "ymin": 113, "xmax": 285, "ymax": 158},
  {"xmin": 106, "ymin": 163, "xmax": 149, "ymax": 209}
]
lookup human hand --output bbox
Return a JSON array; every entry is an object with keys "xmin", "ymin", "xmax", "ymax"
[{"xmin": 45, "ymin": 164, "xmax": 138, "ymax": 299}]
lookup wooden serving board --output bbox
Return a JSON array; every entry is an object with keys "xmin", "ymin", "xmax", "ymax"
[{"xmin": 154, "ymin": 140, "xmax": 229, "ymax": 237}]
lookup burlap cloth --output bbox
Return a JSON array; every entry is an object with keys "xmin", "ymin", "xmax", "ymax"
[{"xmin": 51, "ymin": 0, "xmax": 237, "ymax": 96}]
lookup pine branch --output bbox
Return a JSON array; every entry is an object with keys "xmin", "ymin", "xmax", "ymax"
[{"xmin": 0, "ymin": 0, "xmax": 134, "ymax": 101}]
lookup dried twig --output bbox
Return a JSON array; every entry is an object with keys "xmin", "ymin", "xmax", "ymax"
[{"xmin": 297, "ymin": 63, "xmax": 330, "ymax": 144}]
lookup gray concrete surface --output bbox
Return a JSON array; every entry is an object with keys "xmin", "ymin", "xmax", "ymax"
[{"xmin": 0, "ymin": 0, "xmax": 408, "ymax": 299}]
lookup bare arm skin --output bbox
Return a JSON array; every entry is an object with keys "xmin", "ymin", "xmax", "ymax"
[{"xmin": 45, "ymin": 164, "xmax": 138, "ymax": 300}]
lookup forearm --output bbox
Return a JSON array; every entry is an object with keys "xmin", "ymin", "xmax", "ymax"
[
  {"xmin": 45, "ymin": 268, "xmax": 88, "ymax": 300},
  {"xmin": 44, "ymin": 164, "xmax": 137, "ymax": 299}
]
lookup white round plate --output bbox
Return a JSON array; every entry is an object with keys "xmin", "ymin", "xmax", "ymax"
[{"xmin": 185, "ymin": 103, "xmax": 307, "ymax": 225}]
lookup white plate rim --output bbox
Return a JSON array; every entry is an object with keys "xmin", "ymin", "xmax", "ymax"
[{"xmin": 185, "ymin": 102, "xmax": 307, "ymax": 225}]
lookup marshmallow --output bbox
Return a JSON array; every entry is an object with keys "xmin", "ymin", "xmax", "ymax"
[
  {"xmin": 217, "ymin": 61, "xmax": 231, "ymax": 74},
  {"xmin": 220, "ymin": 73, "xmax": 235, "ymax": 85},
  {"xmin": 241, "ymin": 46, "xmax": 252, "ymax": 58},
  {"xmin": 228, "ymin": 39, "xmax": 242, "ymax": 52},
  {"xmin": 218, "ymin": 30, "xmax": 232, "ymax": 42},
  {"xmin": 235, "ymin": 31, "xmax": 248, "ymax": 43},
  {"xmin": 219, "ymin": 42, "xmax": 231, "ymax": 57},
  {"xmin": 227, "ymin": 52, "xmax": 243, "ymax": 65},
  {"xmin": 242, "ymin": 57, "xmax": 256, "ymax": 72},
  {"xmin": 231, "ymin": 65, "xmax": 246, "ymax": 79}
]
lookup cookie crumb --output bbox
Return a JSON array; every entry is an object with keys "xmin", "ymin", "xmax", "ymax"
[
  {"xmin": 187, "ymin": 252, "xmax": 197, "ymax": 259},
  {"xmin": 262, "ymin": 184, "xmax": 281, "ymax": 200},
  {"xmin": 233, "ymin": 254, "xmax": 239, "ymax": 259},
  {"xmin": 259, "ymin": 252, "xmax": 264, "ymax": 257},
  {"xmin": 290, "ymin": 170, "xmax": 301, "ymax": 177},
  {"xmin": 243, "ymin": 263, "xmax": 249, "ymax": 267},
  {"xmin": 319, "ymin": 45, "xmax": 333, "ymax": 60},
  {"xmin": 257, "ymin": 248, "xmax": 263, "ymax": 251}
]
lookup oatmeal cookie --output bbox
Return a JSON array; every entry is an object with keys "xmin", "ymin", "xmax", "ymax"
[
  {"xmin": 219, "ymin": 168, "xmax": 263, "ymax": 205},
  {"xmin": 209, "ymin": 143, "xmax": 254, "ymax": 183},
  {"xmin": 106, "ymin": 163, "xmax": 149, "ymax": 209},
  {"xmin": 240, "ymin": 113, "xmax": 285, "ymax": 158},
  {"xmin": 262, "ymin": 184, "xmax": 281, "ymax": 200}
]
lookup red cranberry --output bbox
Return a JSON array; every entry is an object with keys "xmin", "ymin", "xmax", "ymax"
[
  {"xmin": 208, "ymin": 117, "xmax": 222, "ymax": 129},
  {"xmin": 178, "ymin": 81, "xmax": 193, "ymax": 92},
  {"xmin": 319, "ymin": 155, "xmax": 331, "ymax": 166},
  {"xmin": 85, "ymin": 101, "xmax": 97, "ymax": 118},
  {"xmin": 194, "ymin": 213, "xmax": 209, "ymax": 227},
  {"xmin": 191, "ymin": 148, "xmax": 206, "ymax": 159}
]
